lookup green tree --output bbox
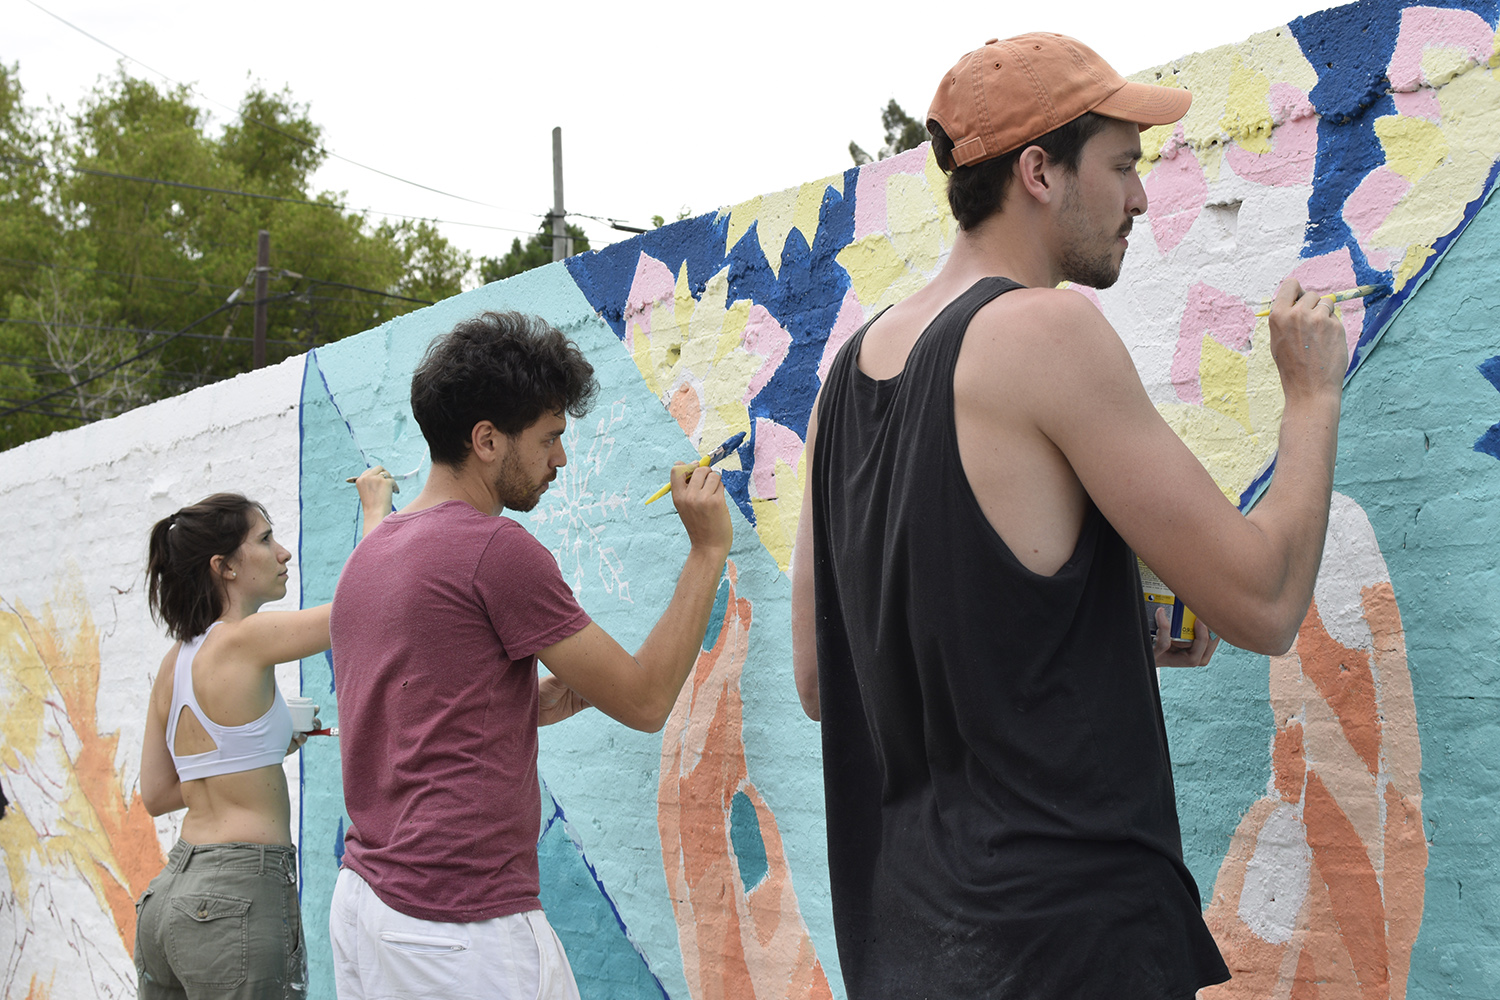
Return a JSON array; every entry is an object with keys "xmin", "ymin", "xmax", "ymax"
[
  {"xmin": 477, "ymin": 218, "xmax": 590, "ymax": 285},
  {"xmin": 849, "ymin": 99, "xmax": 928, "ymax": 166},
  {"xmin": 0, "ymin": 66, "xmax": 472, "ymax": 450}
]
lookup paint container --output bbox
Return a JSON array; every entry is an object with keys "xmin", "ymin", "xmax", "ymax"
[
  {"xmin": 1138, "ymin": 560, "xmax": 1196, "ymax": 643},
  {"xmin": 285, "ymin": 696, "xmax": 317, "ymax": 734}
]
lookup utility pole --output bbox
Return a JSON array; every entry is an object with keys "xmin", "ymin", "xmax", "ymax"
[
  {"xmin": 253, "ymin": 229, "xmax": 270, "ymax": 369},
  {"xmin": 551, "ymin": 127, "xmax": 569, "ymax": 262}
]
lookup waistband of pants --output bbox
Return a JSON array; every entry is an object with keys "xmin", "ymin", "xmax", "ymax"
[{"xmin": 167, "ymin": 839, "xmax": 298, "ymax": 878}]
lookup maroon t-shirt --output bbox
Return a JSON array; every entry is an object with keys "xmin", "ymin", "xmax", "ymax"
[{"xmin": 330, "ymin": 500, "xmax": 590, "ymax": 922}]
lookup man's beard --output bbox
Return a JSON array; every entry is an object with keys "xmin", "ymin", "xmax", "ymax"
[
  {"xmin": 495, "ymin": 450, "xmax": 550, "ymax": 513},
  {"xmin": 1058, "ymin": 185, "xmax": 1128, "ymax": 290}
]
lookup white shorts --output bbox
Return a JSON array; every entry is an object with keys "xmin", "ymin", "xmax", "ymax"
[{"xmin": 329, "ymin": 867, "xmax": 581, "ymax": 1000}]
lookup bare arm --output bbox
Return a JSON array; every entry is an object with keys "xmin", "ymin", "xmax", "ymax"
[
  {"xmin": 215, "ymin": 469, "xmax": 397, "ymax": 668},
  {"xmin": 140, "ymin": 647, "xmax": 185, "ymax": 816},
  {"xmin": 791, "ymin": 399, "xmax": 820, "ymax": 720},
  {"xmin": 1019, "ymin": 280, "xmax": 1345, "ymax": 654},
  {"xmin": 354, "ymin": 465, "xmax": 398, "ymax": 538},
  {"xmin": 538, "ymin": 463, "xmax": 732, "ymax": 732}
]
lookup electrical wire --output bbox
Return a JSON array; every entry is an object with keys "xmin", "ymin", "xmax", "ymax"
[
  {"xmin": 0, "ymin": 298, "xmax": 244, "ymax": 420},
  {"xmin": 0, "ymin": 314, "xmax": 305, "ymax": 347},
  {"xmin": 22, "ymin": 0, "xmax": 517, "ymax": 215}
]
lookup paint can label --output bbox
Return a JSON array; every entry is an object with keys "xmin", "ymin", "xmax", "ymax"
[{"xmin": 1139, "ymin": 559, "xmax": 1196, "ymax": 643}]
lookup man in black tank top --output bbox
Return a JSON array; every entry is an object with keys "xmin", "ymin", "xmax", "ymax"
[{"xmin": 790, "ymin": 33, "xmax": 1350, "ymax": 999}]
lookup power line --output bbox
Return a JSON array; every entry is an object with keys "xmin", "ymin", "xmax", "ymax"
[
  {"xmin": 0, "ymin": 314, "xmax": 305, "ymax": 347},
  {"xmin": 0, "ymin": 298, "xmax": 238, "ymax": 420},
  {"xmin": 22, "ymin": 0, "xmax": 515, "ymax": 215},
  {"xmin": 0, "ymin": 255, "xmax": 244, "ymax": 293}
]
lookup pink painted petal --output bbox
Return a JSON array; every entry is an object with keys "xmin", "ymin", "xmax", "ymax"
[
  {"xmin": 743, "ymin": 305, "xmax": 792, "ymax": 405},
  {"xmin": 751, "ymin": 418, "xmax": 805, "ymax": 499},
  {"xmin": 1143, "ymin": 137, "xmax": 1207, "ymax": 255},
  {"xmin": 1172, "ymin": 283, "xmax": 1256, "ymax": 404}
]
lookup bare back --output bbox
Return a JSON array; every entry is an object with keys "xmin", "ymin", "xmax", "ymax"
[
  {"xmin": 146, "ymin": 627, "xmax": 292, "ymax": 846},
  {"xmin": 858, "ymin": 283, "xmax": 1089, "ymax": 576}
]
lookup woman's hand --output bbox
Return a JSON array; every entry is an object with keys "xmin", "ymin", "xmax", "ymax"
[
  {"xmin": 355, "ymin": 466, "xmax": 398, "ymax": 539},
  {"xmin": 287, "ymin": 708, "xmax": 321, "ymax": 754}
]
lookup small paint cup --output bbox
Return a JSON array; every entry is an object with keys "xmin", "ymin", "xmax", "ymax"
[
  {"xmin": 1138, "ymin": 559, "xmax": 1196, "ymax": 643},
  {"xmin": 285, "ymin": 696, "xmax": 317, "ymax": 734}
]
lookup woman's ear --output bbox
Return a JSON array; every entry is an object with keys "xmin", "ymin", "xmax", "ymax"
[{"xmin": 210, "ymin": 553, "xmax": 236, "ymax": 581}]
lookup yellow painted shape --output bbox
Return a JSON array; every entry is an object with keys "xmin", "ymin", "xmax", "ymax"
[
  {"xmin": 837, "ymin": 235, "xmax": 910, "ymax": 311},
  {"xmin": 673, "ymin": 263, "xmax": 696, "ymax": 333},
  {"xmin": 723, "ymin": 174, "xmax": 843, "ymax": 280},
  {"xmin": 1422, "ymin": 44, "xmax": 1480, "ymax": 89},
  {"xmin": 724, "ymin": 195, "xmax": 763, "ymax": 259},
  {"xmin": 1199, "ymin": 334, "xmax": 1253, "ymax": 432},
  {"xmin": 837, "ymin": 151, "xmax": 953, "ymax": 313},
  {"xmin": 1492, "ymin": 25, "xmax": 1500, "ymax": 68},
  {"xmin": 0, "ymin": 591, "xmax": 161, "ymax": 950},
  {"xmin": 1130, "ymin": 28, "xmax": 1316, "ymax": 161},
  {"xmin": 1221, "ymin": 56, "xmax": 1275, "ymax": 154},
  {"xmin": 1155, "ymin": 317, "xmax": 1284, "ymax": 502},
  {"xmin": 1375, "ymin": 116, "xmax": 1449, "ymax": 182},
  {"xmin": 748, "ymin": 453, "xmax": 806, "ymax": 573},
  {"xmin": 1394, "ymin": 244, "xmax": 1437, "ymax": 292},
  {"xmin": 1374, "ymin": 63, "xmax": 1500, "ymax": 275}
]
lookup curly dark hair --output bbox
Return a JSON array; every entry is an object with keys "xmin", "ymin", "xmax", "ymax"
[
  {"xmin": 147, "ymin": 494, "xmax": 268, "ymax": 642},
  {"xmin": 929, "ymin": 112, "xmax": 1113, "ymax": 230},
  {"xmin": 411, "ymin": 311, "xmax": 599, "ymax": 467}
]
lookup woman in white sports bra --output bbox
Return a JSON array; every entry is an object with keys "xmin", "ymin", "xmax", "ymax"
[{"xmin": 134, "ymin": 469, "xmax": 394, "ymax": 1000}]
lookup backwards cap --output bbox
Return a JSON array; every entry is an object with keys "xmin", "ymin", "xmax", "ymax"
[{"xmin": 926, "ymin": 33, "xmax": 1192, "ymax": 169}]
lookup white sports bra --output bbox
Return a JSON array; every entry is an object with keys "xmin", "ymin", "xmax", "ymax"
[{"xmin": 167, "ymin": 623, "xmax": 294, "ymax": 781}]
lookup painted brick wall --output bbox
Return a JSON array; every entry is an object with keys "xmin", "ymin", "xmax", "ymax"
[{"xmin": 3, "ymin": 2, "xmax": 1498, "ymax": 997}]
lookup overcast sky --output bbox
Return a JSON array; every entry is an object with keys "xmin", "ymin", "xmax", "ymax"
[{"xmin": 5, "ymin": 0, "xmax": 1345, "ymax": 273}]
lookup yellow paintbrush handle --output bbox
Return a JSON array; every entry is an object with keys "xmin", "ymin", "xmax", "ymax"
[{"xmin": 643, "ymin": 454, "xmax": 712, "ymax": 505}]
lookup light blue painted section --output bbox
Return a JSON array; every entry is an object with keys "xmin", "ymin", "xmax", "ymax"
[
  {"xmin": 296, "ymin": 261, "xmax": 839, "ymax": 1000},
  {"xmin": 1333, "ymin": 192, "xmax": 1500, "ymax": 996}
]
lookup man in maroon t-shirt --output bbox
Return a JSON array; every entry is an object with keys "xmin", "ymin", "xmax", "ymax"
[{"xmin": 329, "ymin": 311, "xmax": 732, "ymax": 1000}]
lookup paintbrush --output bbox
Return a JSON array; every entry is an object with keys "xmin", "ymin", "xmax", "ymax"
[
  {"xmin": 1254, "ymin": 284, "xmax": 1383, "ymax": 317},
  {"xmin": 643, "ymin": 431, "xmax": 746, "ymax": 505}
]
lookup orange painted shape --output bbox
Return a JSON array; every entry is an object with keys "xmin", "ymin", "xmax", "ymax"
[
  {"xmin": 1382, "ymin": 784, "xmax": 1428, "ymax": 1000},
  {"xmin": 1303, "ymin": 772, "xmax": 1389, "ymax": 999},
  {"xmin": 1289, "ymin": 945, "xmax": 1321, "ymax": 1000},
  {"xmin": 1296, "ymin": 604, "xmax": 1382, "ymax": 775},
  {"xmin": 669, "ymin": 383, "xmax": 702, "ymax": 440},
  {"xmin": 1274, "ymin": 721, "xmax": 1307, "ymax": 803}
]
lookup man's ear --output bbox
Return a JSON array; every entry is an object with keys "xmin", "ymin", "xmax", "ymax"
[
  {"xmin": 470, "ymin": 420, "xmax": 505, "ymax": 464},
  {"xmin": 1015, "ymin": 145, "xmax": 1056, "ymax": 205}
]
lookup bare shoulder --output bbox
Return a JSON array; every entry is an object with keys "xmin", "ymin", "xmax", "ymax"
[
  {"xmin": 959, "ymin": 287, "xmax": 1137, "ymax": 400},
  {"xmin": 150, "ymin": 643, "xmax": 180, "ymax": 711}
]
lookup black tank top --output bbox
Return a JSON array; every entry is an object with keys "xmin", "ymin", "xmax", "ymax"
[{"xmin": 811, "ymin": 277, "xmax": 1228, "ymax": 999}]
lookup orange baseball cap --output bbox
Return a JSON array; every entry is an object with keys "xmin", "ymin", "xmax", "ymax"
[{"xmin": 926, "ymin": 33, "xmax": 1192, "ymax": 168}]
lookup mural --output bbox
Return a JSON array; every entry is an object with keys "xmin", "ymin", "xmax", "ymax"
[{"xmin": 3, "ymin": 0, "xmax": 1500, "ymax": 996}]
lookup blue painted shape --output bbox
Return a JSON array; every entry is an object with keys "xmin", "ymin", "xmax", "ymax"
[
  {"xmin": 566, "ymin": 171, "xmax": 862, "ymax": 528},
  {"xmin": 1474, "ymin": 423, "xmax": 1500, "ymax": 459},
  {"xmin": 729, "ymin": 790, "xmax": 769, "ymax": 892},
  {"xmin": 537, "ymin": 783, "xmax": 671, "ymax": 1000},
  {"xmin": 703, "ymin": 577, "xmax": 730, "ymax": 651},
  {"xmin": 1477, "ymin": 356, "xmax": 1500, "ymax": 459},
  {"xmin": 1479, "ymin": 355, "xmax": 1500, "ymax": 392},
  {"xmin": 334, "ymin": 815, "xmax": 344, "ymax": 867}
]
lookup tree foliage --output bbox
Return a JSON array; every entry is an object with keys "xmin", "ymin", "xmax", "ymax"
[
  {"xmin": 849, "ymin": 99, "xmax": 928, "ymax": 166},
  {"xmin": 0, "ymin": 64, "xmax": 472, "ymax": 450},
  {"xmin": 477, "ymin": 218, "xmax": 591, "ymax": 285}
]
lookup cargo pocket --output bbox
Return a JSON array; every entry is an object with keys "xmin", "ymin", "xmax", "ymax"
[
  {"xmin": 167, "ymin": 892, "xmax": 252, "ymax": 989},
  {"xmin": 133, "ymin": 887, "xmax": 156, "ymax": 977}
]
